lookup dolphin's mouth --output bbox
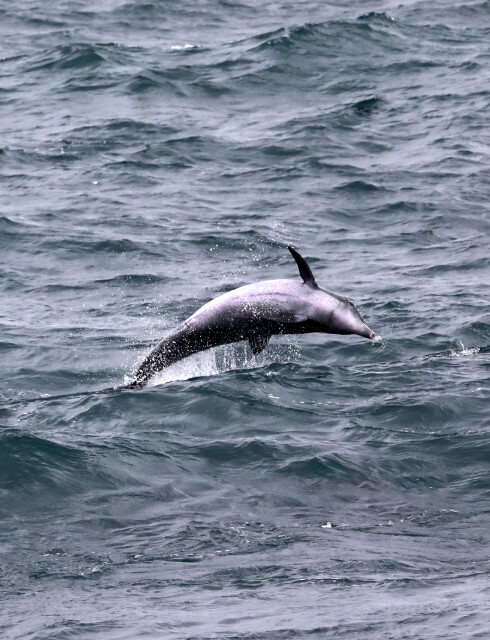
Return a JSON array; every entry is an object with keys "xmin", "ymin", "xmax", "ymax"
[{"xmin": 357, "ymin": 324, "xmax": 375, "ymax": 340}]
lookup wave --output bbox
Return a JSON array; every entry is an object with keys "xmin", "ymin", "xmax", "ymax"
[
  {"xmin": 334, "ymin": 180, "xmax": 391, "ymax": 193},
  {"xmin": 38, "ymin": 236, "xmax": 161, "ymax": 256},
  {"xmin": 0, "ymin": 430, "xmax": 118, "ymax": 497},
  {"xmin": 94, "ymin": 273, "xmax": 169, "ymax": 287},
  {"xmin": 11, "ymin": 15, "xmax": 428, "ymax": 97},
  {"xmin": 250, "ymin": 16, "xmax": 405, "ymax": 57},
  {"xmin": 24, "ymin": 42, "xmax": 132, "ymax": 73},
  {"xmin": 278, "ymin": 452, "xmax": 370, "ymax": 484}
]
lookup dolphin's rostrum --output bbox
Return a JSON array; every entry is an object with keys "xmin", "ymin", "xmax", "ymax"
[{"xmin": 122, "ymin": 246, "xmax": 375, "ymax": 389}]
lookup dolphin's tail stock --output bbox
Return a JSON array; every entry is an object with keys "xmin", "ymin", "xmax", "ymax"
[
  {"xmin": 113, "ymin": 379, "xmax": 146, "ymax": 391},
  {"xmin": 115, "ymin": 328, "xmax": 192, "ymax": 390},
  {"xmin": 124, "ymin": 345, "xmax": 168, "ymax": 389},
  {"xmin": 106, "ymin": 367, "xmax": 159, "ymax": 391},
  {"xmin": 103, "ymin": 379, "xmax": 145, "ymax": 392},
  {"xmin": 102, "ymin": 343, "xmax": 168, "ymax": 391}
]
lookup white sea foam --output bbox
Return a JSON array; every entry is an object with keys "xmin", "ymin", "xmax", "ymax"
[
  {"xmin": 170, "ymin": 43, "xmax": 197, "ymax": 51},
  {"xmin": 450, "ymin": 341, "xmax": 480, "ymax": 357}
]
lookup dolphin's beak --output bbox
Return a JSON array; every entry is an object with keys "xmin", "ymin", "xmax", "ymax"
[{"xmin": 358, "ymin": 324, "xmax": 375, "ymax": 340}]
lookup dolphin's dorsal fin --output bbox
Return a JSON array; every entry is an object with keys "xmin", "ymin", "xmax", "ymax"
[{"xmin": 288, "ymin": 246, "xmax": 318, "ymax": 288}]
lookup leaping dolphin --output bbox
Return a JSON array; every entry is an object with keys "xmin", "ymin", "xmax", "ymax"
[{"xmin": 121, "ymin": 246, "xmax": 375, "ymax": 389}]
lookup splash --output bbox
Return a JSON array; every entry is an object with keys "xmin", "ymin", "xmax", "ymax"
[
  {"xmin": 146, "ymin": 341, "xmax": 301, "ymax": 386},
  {"xmin": 450, "ymin": 341, "xmax": 480, "ymax": 357}
]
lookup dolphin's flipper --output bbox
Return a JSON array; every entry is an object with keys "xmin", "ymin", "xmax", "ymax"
[
  {"xmin": 249, "ymin": 333, "xmax": 270, "ymax": 356},
  {"xmin": 288, "ymin": 246, "xmax": 318, "ymax": 288}
]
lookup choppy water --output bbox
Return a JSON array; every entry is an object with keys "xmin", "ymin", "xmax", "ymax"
[{"xmin": 1, "ymin": 1, "xmax": 489, "ymax": 638}]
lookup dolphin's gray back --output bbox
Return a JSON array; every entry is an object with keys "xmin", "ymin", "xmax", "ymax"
[{"xmin": 185, "ymin": 279, "xmax": 311, "ymax": 330}]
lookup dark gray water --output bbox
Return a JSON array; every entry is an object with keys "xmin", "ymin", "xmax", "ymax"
[{"xmin": 1, "ymin": 1, "xmax": 489, "ymax": 638}]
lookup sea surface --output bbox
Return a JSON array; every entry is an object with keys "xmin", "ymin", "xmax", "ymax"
[{"xmin": 1, "ymin": 1, "xmax": 489, "ymax": 638}]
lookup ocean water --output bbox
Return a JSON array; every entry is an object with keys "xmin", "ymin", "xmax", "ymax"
[{"xmin": 1, "ymin": 0, "xmax": 489, "ymax": 638}]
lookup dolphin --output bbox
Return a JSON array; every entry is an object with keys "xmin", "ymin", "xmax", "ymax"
[{"xmin": 121, "ymin": 246, "xmax": 375, "ymax": 389}]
